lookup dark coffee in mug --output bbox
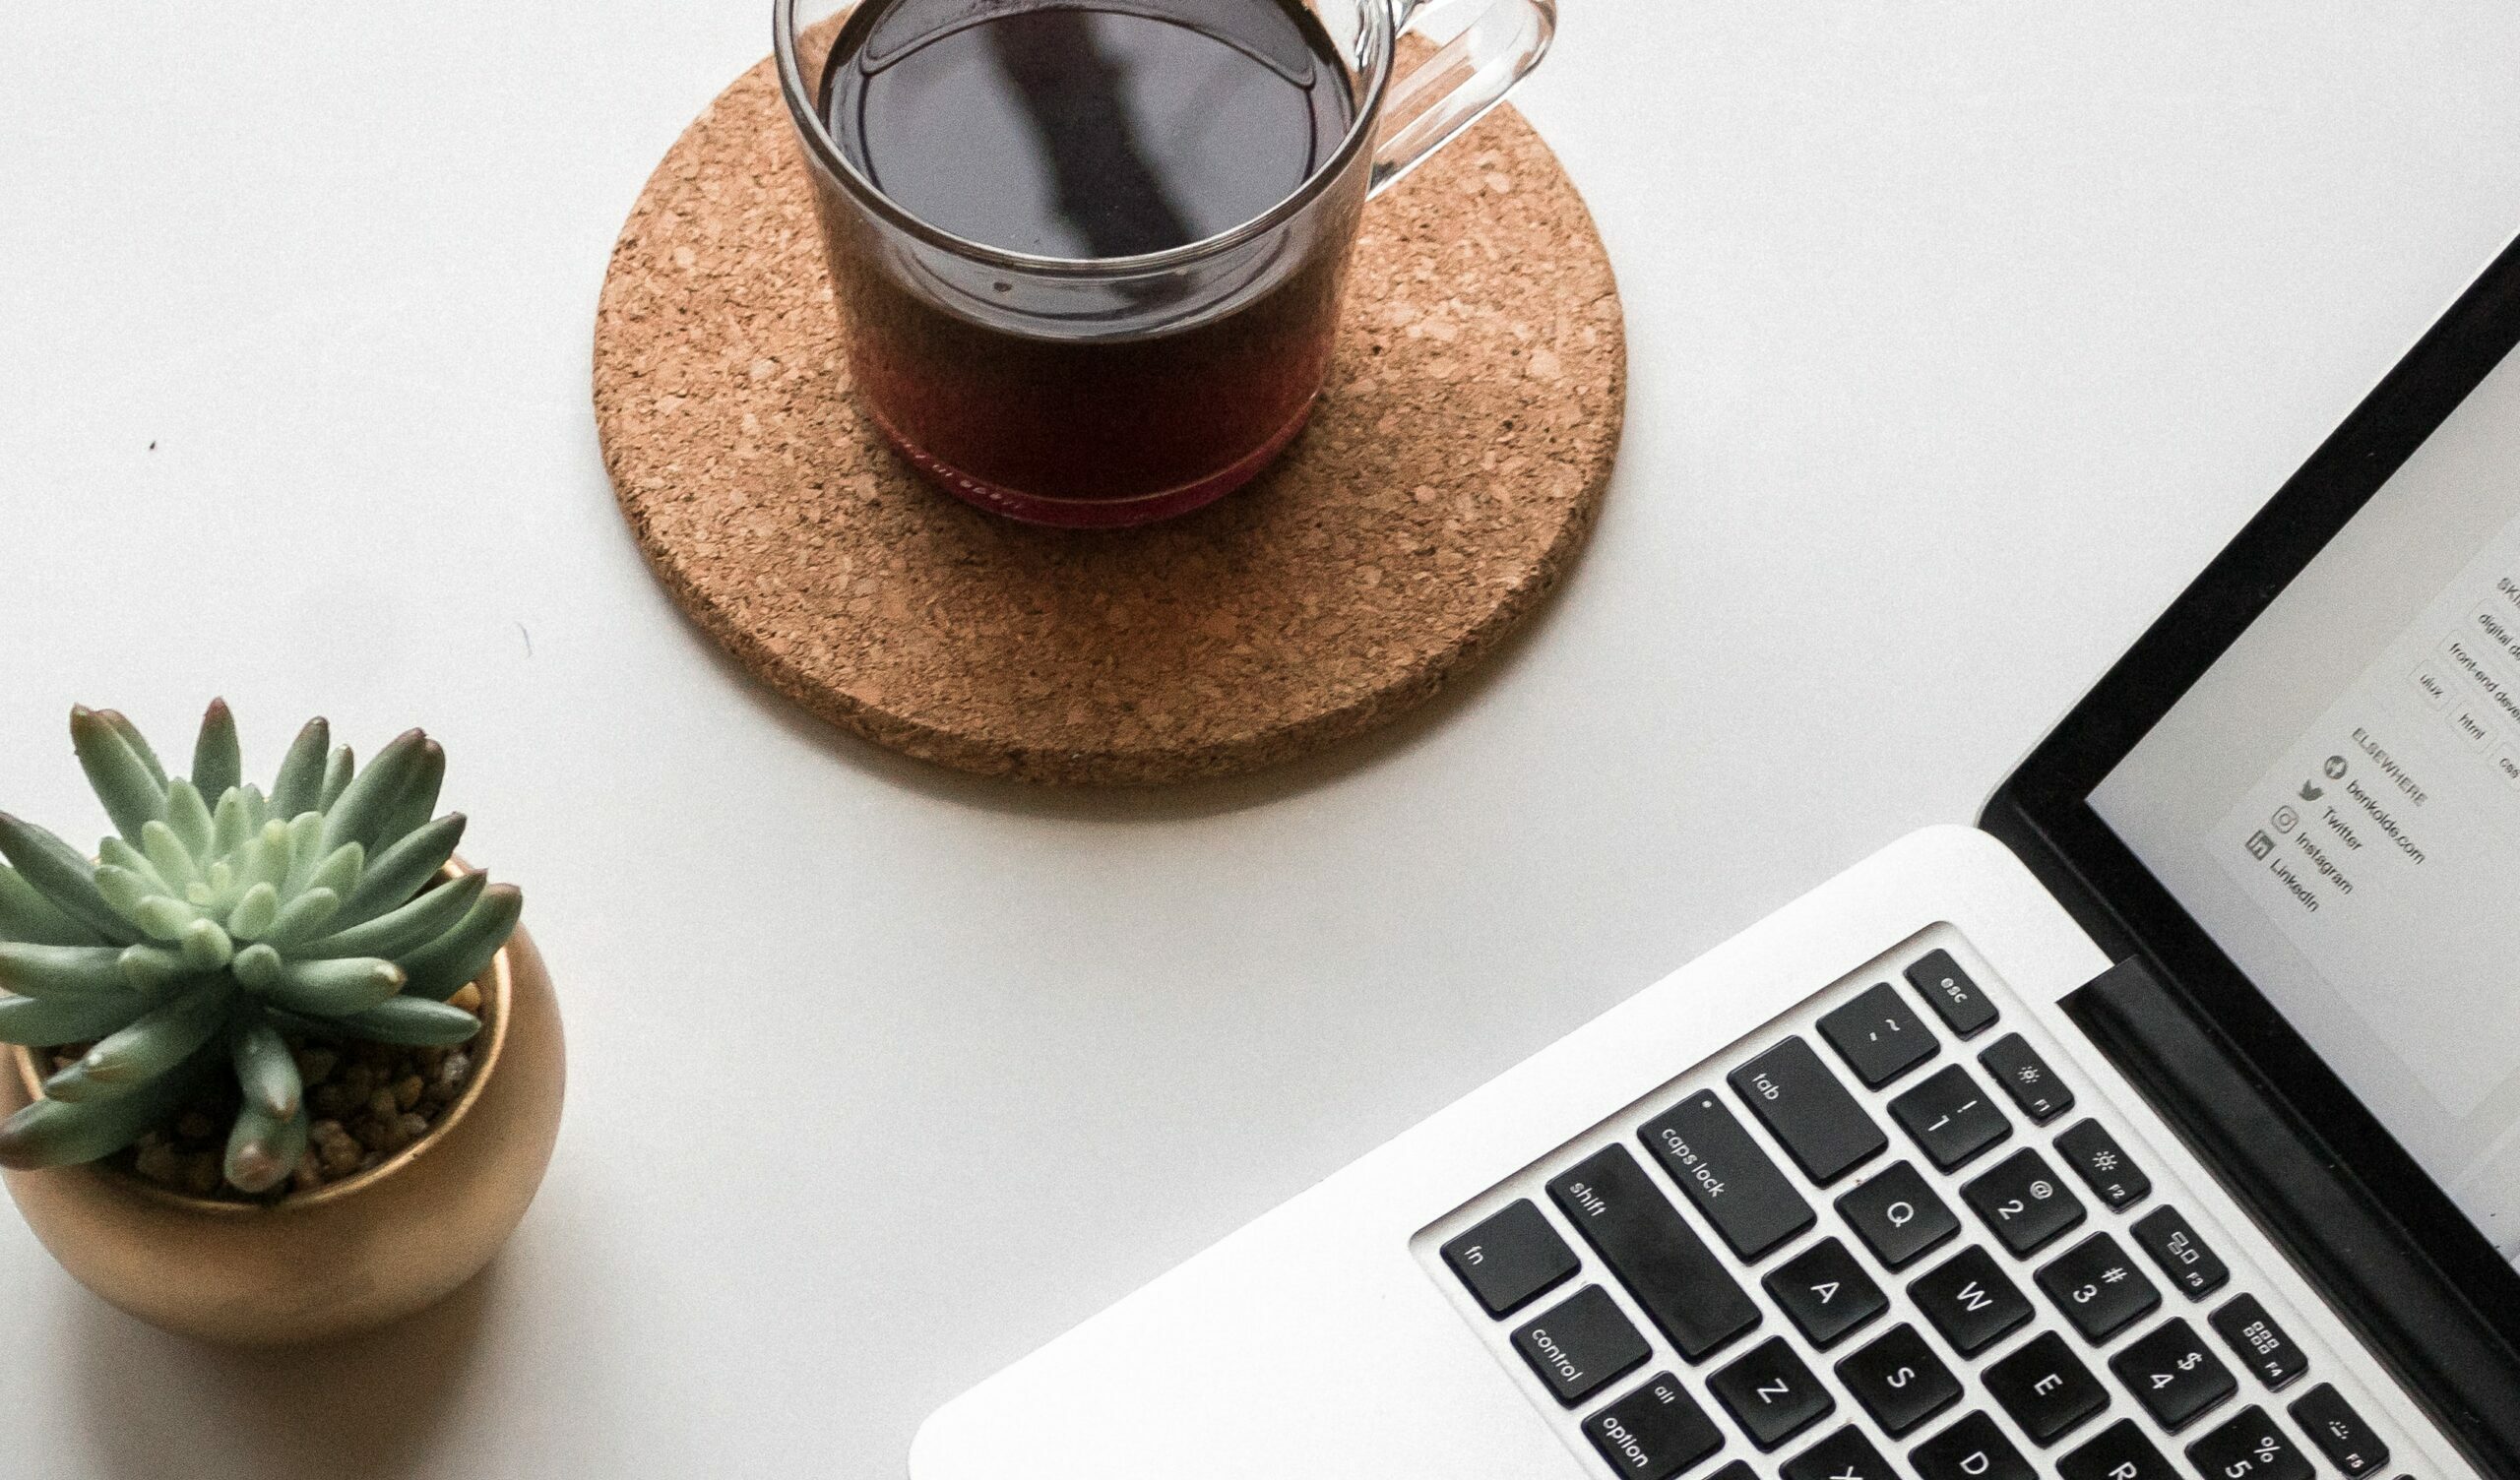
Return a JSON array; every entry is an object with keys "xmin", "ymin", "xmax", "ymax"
[{"xmin": 815, "ymin": 0, "xmax": 1362, "ymax": 522}]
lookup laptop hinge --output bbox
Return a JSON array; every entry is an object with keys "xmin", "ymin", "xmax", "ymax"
[{"xmin": 2065, "ymin": 956, "xmax": 2520, "ymax": 1478}]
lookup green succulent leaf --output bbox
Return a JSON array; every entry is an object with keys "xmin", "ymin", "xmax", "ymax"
[
  {"xmin": 132, "ymin": 894, "xmax": 207, "ymax": 943},
  {"xmin": 192, "ymin": 699, "xmax": 243, "ymax": 803},
  {"xmin": 0, "ymin": 1051, "xmax": 214, "ymax": 1170},
  {"xmin": 222, "ymin": 1099, "xmax": 310, "ymax": 1194},
  {"xmin": 308, "ymin": 871, "xmax": 483, "ymax": 961},
  {"xmin": 322, "ymin": 729, "xmax": 428, "ymax": 854},
  {"xmin": 258, "ymin": 956, "xmax": 406, "ymax": 1017},
  {"xmin": 0, "ymin": 990, "xmax": 153, "ymax": 1046},
  {"xmin": 96, "ymin": 837, "xmax": 167, "ymax": 894},
  {"xmin": 0, "ymin": 942, "xmax": 140, "ymax": 1000},
  {"xmin": 282, "ymin": 812, "xmax": 327, "ymax": 893},
  {"xmin": 0, "ymin": 865, "xmax": 96, "ymax": 948},
  {"xmin": 226, "ymin": 882, "xmax": 281, "ymax": 941},
  {"xmin": 94, "ymin": 864, "xmax": 157, "ymax": 925},
  {"xmin": 319, "ymin": 746, "xmax": 355, "ymax": 810},
  {"xmin": 179, "ymin": 918, "xmax": 234, "ymax": 971},
  {"xmin": 0, "ymin": 814, "xmax": 139, "ymax": 945},
  {"xmin": 97, "ymin": 710, "xmax": 170, "ymax": 789},
  {"xmin": 70, "ymin": 708, "xmax": 169, "ymax": 844},
  {"xmin": 337, "ymin": 814, "xmax": 465, "ymax": 929},
  {"xmin": 229, "ymin": 942, "xmax": 282, "ymax": 989},
  {"xmin": 45, "ymin": 981, "xmax": 237, "ymax": 1102},
  {"xmin": 119, "ymin": 944, "xmax": 194, "ymax": 991},
  {"xmin": 398, "ymin": 883, "xmax": 521, "ymax": 1001},
  {"xmin": 375, "ymin": 739, "xmax": 446, "ymax": 853},
  {"xmin": 138, "ymin": 820, "xmax": 201, "ymax": 894},
  {"xmin": 270, "ymin": 717, "xmax": 332, "ymax": 818},
  {"xmin": 210, "ymin": 787, "xmax": 252, "ymax": 861},
  {"xmin": 228, "ymin": 1018, "xmax": 301, "ymax": 1120},
  {"xmin": 265, "ymin": 887, "xmax": 342, "ymax": 945},
  {"xmin": 335, "ymin": 994, "xmax": 483, "ymax": 1047},
  {"xmin": 162, "ymin": 779, "xmax": 216, "ymax": 860}
]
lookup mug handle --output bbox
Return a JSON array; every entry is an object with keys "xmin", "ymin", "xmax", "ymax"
[{"xmin": 1369, "ymin": 0, "xmax": 1557, "ymax": 195}]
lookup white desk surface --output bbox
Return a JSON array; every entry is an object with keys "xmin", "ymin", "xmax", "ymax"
[{"xmin": 3, "ymin": 3, "xmax": 2517, "ymax": 1474}]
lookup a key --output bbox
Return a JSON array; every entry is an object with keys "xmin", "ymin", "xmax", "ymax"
[
  {"xmin": 2058, "ymin": 1420, "xmax": 2178, "ymax": 1480},
  {"xmin": 1512, "ymin": 1286, "xmax": 1651, "ymax": 1407},
  {"xmin": 1705, "ymin": 1462, "xmax": 1756, "ymax": 1480},
  {"xmin": 1764, "ymin": 1237, "xmax": 1887, "ymax": 1348},
  {"xmin": 2054, "ymin": 1120, "xmax": 2150, "ymax": 1209},
  {"xmin": 2035, "ymin": 1233, "xmax": 2162, "ymax": 1343},
  {"xmin": 2290, "ymin": 1384, "xmax": 2390, "ymax": 1478},
  {"xmin": 1909, "ymin": 1245, "xmax": 2033, "ymax": 1356},
  {"xmin": 2185, "ymin": 1407, "xmax": 2313, "ymax": 1480},
  {"xmin": 1442, "ymin": 1200, "xmax": 1579, "ymax": 1318},
  {"xmin": 1836, "ymin": 1162, "xmax": 1961, "ymax": 1269},
  {"xmin": 1819, "ymin": 982, "xmax": 1940, "ymax": 1087},
  {"xmin": 2130, "ymin": 1205, "xmax": 2230, "ymax": 1300},
  {"xmin": 2209, "ymin": 1295, "xmax": 2308, "ymax": 1390},
  {"xmin": 1889, "ymin": 1065, "xmax": 2014, "ymax": 1171},
  {"xmin": 1708, "ymin": 1336, "xmax": 1835, "ymax": 1450},
  {"xmin": 1585, "ymin": 1372, "xmax": 1728, "ymax": 1480},
  {"xmin": 1962, "ymin": 1148, "xmax": 2087, "ymax": 1256},
  {"xmin": 1984, "ymin": 1331, "xmax": 2109, "ymax": 1445},
  {"xmin": 1729, "ymin": 1037, "xmax": 1889, "ymax": 1185},
  {"xmin": 1549, "ymin": 1146, "xmax": 1763, "ymax": 1361},
  {"xmin": 1912, "ymin": 1412, "xmax": 2036, "ymax": 1480},
  {"xmin": 1834, "ymin": 1323, "xmax": 1961, "ymax": 1438},
  {"xmin": 1978, "ymin": 1033, "xmax": 2075, "ymax": 1123},
  {"xmin": 1640, "ymin": 1091, "xmax": 1816, "ymax": 1262},
  {"xmin": 1905, "ymin": 949, "xmax": 1998, "ymax": 1037},
  {"xmin": 1781, "ymin": 1427, "xmax": 1897, "ymax": 1480},
  {"xmin": 2109, "ymin": 1319, "xmax": 2237, "ymax": 1432}
]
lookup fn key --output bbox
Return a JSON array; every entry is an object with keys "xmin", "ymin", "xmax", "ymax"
[{"xmin": 1442, "ymin": 1201, "xmax": 1579, "ymax": 1318}]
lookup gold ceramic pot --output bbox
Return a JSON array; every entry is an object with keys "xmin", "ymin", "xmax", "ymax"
[{"xmin": 0, "ymin": 876, "xmax": 564, "ymax": 1347}]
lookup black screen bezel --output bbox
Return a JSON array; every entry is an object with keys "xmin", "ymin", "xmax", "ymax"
[{"xmin": 1984, "ymin": 232, "xmax": 2520, "ymax": 1358}]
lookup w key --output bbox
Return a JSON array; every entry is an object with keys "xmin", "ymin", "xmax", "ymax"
[
  {"xmin": 1730, "ymin": 1037, "xmax": 1888, "ymax": 1185},
  {"xmin": 1549, "ymin": 1145, "xmax": 1763, "ymax": 1361}
]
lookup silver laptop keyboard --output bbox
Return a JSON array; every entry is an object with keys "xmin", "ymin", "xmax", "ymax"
[{"xmin": 1420, "ymin": 938, "xmax": 2403, "ymax": 1480}]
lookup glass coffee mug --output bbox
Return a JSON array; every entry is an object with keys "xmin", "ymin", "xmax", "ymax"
[{"xmin": 774, "ymin": 0, "xmax": 1554, "ymax": 527}]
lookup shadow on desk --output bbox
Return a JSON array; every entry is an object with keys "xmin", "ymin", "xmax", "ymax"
[{"xmin": 68, "ymin": 1264, "xmax": 495, "ymax": 1480}]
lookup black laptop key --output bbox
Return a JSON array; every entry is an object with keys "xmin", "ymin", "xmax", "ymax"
[
  {"xmin": 1705, "ymin": 1462, "xmax": 1756, "ymax": 1480},
  {"xmin": 2130, "ymin": 1205, "xmax": 2230, "ymax": 1299},
  {"xmin": 1978, "ymin": 1033, "xmax": 2074, "ymax": 1123},
  {"xmin": 1889, "ymin": 1065, "xmax": 2013, "ymax": 1170},
  {"xmin": 2210, "ymin": 1294, "xmax": 2308, "ymax": 1389},
  {"xmin": 1836, "ymin": 1162, "xmax": 1961, "ymax": 1269},
  {"xmin": 2290, "ymin": 1384, "xmax": 2389, "ymax": 1477},
  {"xmin": 2109, "ymin": 1318, "xmax": 2237, "ymax": 1431},
  {"xmin": 2035, "ymin": 1233, "xmax": 2161, "ymax": 1343},
  {"xmin": 1708, "ymin": 1336, "xmax": 1835, "ymax": 1449},
  {"xmin": 1819, "ymin": 982, "xmax": 1940, "ymax": 1087},
  {"xmin": 1442, "ymin": 1200, "xmax": 1579, "ymax": 1318},
  {"xmin": 2186, "ymin": 1407, "xmax": 2312, "ymax": 1480},
  {"xmin": 1835, "ymin": 1324, "xmax": 1961, "ymax": 1437},
  {"xmin": 2058, "ymin": 1421, "xmax": 2178, "ymax": 1480},
  {"xmin": 1764, "ymin": 1238, "xmax": 1887, "ymax": 1348},
  {"xmin": 1585, "ymin": 1372, "xmax": 1728, "ymax": 1480},
  {"xmin": 1729, "ymin": 1037, "xmax": 1887, "ymax": 1185},
  {"xmin": 1512, "ymin": 1285, "xmax": 1650, "ymax": 1406},
  {"xmin": 1641, "ymin": 1091, "xmax": 1816, "ymax": 1262},
  {"xmin": 2053, "ymin": 1119, "xmax": 2150, "ymax": 1209},
  {"xmin": 1962, "ymin": 1148, "xmax": 2086, "ymax": 1256},
  {"xmin": 1905, "ymin": 950, "xmax": 1998, "ymax": 1037},
  {"xmin": 1548, "ymin": 1145, "xmax": 1763, "ymax": 1361},
  {"xmin": 1912, "ymin": 1413, "xmax": 2035, "ymax": 1480},
  {"xmin": 1782, "ymin": 1427, "xmax": 1897, "ymax": 1480},
  {"xmin": 1909, "ymin": 1245, "xmax": 2033, "ymax": 1355},
  {"xmin": 1984, "ymin": 1331, "xmax": 2108, "ymax": 1445}
]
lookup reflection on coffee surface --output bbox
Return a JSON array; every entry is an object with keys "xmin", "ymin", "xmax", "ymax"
[{"xmin": 824, "ymin": 0, "xmax": 1354, "ymax": 258}]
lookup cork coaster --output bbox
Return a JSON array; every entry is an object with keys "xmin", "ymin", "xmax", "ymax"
[{"xmin": 595, "ymin": 47, "xmax": 1625, "ymax": 786}]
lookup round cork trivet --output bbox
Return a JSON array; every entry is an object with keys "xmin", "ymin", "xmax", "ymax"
[{"xmin": 595, "ymin": 49, "xmax": 1624, "ymax": 786}]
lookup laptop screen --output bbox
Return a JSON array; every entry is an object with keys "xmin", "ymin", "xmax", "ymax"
[{"xmin": 2090, "ymin": 343, "xmax": 2520, "ymax": 1264}]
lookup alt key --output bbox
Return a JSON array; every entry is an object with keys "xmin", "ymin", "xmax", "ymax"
[{"xmin": 1586, "ymin": 1372, "xmax": 1727, "ymax": 1480}]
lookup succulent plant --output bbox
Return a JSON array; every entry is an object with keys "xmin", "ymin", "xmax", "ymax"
[{"xmin": 0, "ymin": 702, "xmax": 520, "ymax": 1194}]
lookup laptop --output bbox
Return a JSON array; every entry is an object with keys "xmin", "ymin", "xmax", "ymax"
[{"xmin": 911, "ymin": 234, "xmax": 2520, "ymax": 1480}]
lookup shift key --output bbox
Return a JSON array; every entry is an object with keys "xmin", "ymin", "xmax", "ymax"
[
  {"xmin": 1641, "ymin": 1092, "xmax": 1816, "ymax": 1261},
  {"xmin": 1550, "ymin": 1145, "xmax": 1763, "ymax": 1361}
]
